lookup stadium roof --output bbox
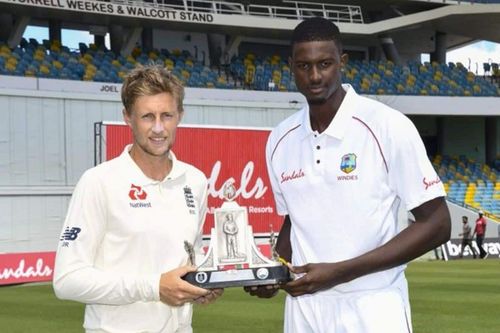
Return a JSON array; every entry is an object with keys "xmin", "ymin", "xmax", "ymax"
[{"xmin": 0, "ymin": 0, "xmax": 499, "ymax": 53}]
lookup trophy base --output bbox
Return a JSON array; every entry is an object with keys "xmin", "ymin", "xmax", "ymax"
[{"xmin": 183, "ymin": 265, "xmax": 291, "ymax": 289}]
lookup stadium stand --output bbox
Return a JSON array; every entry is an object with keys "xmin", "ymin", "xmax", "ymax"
[
  {"xmin": 434, "ymin": 155, "xmax": 499, "ymax": 218},
  {"xmin": 1, "ymin": 38, "xmax": 499, "ymax": 96},
  {"xmin": 345, "ymin": 60, "xmax": 499, "ymax": 96}
]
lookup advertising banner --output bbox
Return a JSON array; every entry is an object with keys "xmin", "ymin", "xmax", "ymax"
[
  {"xmin": 105, "ymin": 124, "xmax": 281, "ymax": 235},
  {"xmin": 0, "ymin": 252, "xmax": 55, "ymax": 285},
  {"xmin": 440, "ymin": 237, "xmax": 500, "ymax": 260}
]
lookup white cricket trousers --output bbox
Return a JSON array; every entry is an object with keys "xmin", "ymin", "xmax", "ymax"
[{"xmin": 284, "ymin": 286, "xmax": 412, "ymax": 333}]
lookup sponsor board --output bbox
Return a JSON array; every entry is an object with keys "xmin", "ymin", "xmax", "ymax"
[
  {"xmin": 1, "ymin": 125, "xmax": 277, "ymax": 286},
  {"xmin": 0, "ymin": 244, "xmax": 272, "ymax": 285},
  {"xmin": 105, "ymin": 124, "xmax": 280, "ymax": 235},
  {"xmin": 2, "ymin": 0, "xmax": 215, "ymax": 24},
  {"xmin": 0, "ymin": 252, "xmax": 55, "ymax": 285},
  {"xmin": 440, "ymin": 237, "xmax": 500, "ymax": 260}
]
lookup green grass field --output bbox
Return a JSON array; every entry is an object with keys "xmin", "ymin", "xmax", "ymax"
[{"xmin": 1, "ymin": 260, "xmax": 498, "ymax": 332}]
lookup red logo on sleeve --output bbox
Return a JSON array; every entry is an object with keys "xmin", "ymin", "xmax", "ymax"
[
  {"xmin": 129, "ymin": 184, "xmax": 148, "ymax": 200},
  {"xmin": 423, "ymin": 177, "xmax": 441, "ymax": 190}
]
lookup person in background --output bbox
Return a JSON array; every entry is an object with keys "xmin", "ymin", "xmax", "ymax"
[
  {"xmin": 53, "ymin": 64, "xmax": 223, "ymax": 333},
  {"xmin": 246, "ymin": 17, "xmax": 451, "ymax": 333},
  {"xmin": 472, "ymin": 210, "xmax": 488, "ymax": 259},
  {"xmin": 458, "ymin": 216, "xmax": 476, "ymax": 258}
]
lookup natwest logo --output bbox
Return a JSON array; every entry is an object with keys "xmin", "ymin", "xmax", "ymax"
[
  {"xmin": 423, "ymin": 176, "xmax": 441, "ymax": 190},
  {"xmin": 129, "ymin": 184, "xmax": 147, "ymax": 200},
  {"xmin": 208, "ymin": 161, "xmax": 267, "ymax": 200}
]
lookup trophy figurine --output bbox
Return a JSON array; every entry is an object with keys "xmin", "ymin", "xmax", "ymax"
[{"xmin": 183, "ymin": 181, "xmax": 291, "ymax": 288}]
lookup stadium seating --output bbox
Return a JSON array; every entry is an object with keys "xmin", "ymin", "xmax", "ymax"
[
  {"xmin": 433, "ymin": 155, "xmax": 499, "ymax": 218},
  {"xmin": 1, "ymin": 38, "xmax": 499, "ymax": 97},
  {"xmin": 344, "ymin": 60, "xmax": 499, "ymax": 96}
]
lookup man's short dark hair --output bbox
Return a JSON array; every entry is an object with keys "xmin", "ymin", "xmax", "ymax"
[{"xmin": 291, "ymin": 17, "xmax": 343, "ymax": 53}]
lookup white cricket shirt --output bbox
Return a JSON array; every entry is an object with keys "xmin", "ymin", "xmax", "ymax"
[
  {"xmin": 54, "ymin": 145, "xmax": 208, "ymax": 333},
  {"xmin": 266, "ymin": 84, "xmax": 445, "ymax": 295}
]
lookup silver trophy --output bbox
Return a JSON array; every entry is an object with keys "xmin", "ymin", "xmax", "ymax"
[{"xmin": 183, "ymin": 181, "xmax": 290, "ymax": 288}]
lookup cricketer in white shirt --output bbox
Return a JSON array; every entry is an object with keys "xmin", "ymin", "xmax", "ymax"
[
  {"xmin": 266, "ymin": 84, "xmax": 447, "ymax": 332},
  {"xmin": 245, "ymin": 17, "xmax": 450, "ymax": 333},
  {"xmin": 54, "ymin": 145, "xmax": 208, "ymax": 332},
  {"xmin": 54, "ymin": 146, "xmax": 207, "ymax": 332}
]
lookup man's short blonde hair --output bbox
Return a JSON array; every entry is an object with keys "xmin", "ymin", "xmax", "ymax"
[{"xmin": 121, "ymin": 64, "xmax": 185, "ymax": 114}]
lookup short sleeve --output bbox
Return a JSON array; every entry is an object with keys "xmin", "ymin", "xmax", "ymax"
[{"xmin": 387, "ymin": 114, "xmax": 446, "ymax": 211}]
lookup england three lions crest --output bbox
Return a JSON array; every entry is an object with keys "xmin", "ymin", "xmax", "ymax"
[{"xmin": 340, "ymin": 153, "xmax": 357, "ymax": 174}]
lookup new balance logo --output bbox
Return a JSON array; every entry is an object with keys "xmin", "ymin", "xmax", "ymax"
[
  {"xmin": 129, "ymin": 184, "xmax": 147, "ymax": 200},
  {"xmin": 60, "ymin": 227, "xmax": 81, "ymax": 241}
]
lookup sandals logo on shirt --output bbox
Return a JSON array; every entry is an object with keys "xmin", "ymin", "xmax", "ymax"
[
  {"xmin": 129, "ymin": 184, "xmax": 152, "ymax": 208},
  {"xmin": 280, "ymin": 169, "xmax": 305, "ymax": 184},
  {"xmin": 423, "ymin": 176, "xmax": 441, "ymax": 190},
  {"xmin": 183, "ymin": 186, "xmax": 196, "ymax": 214}
]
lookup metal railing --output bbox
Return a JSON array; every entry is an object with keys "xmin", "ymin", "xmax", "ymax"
[
  {"xmin": 109, "ymin": 0, "xmax": 364, "ymax": 23},
  {"xmin": 422, "ymin": 0, "xmax": 500, "ymax": 3}
]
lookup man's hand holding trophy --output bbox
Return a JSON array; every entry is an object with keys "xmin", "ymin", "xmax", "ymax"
[{"xmin": 183, "ymin": 181, "xmax": 291, "ymax": 288}]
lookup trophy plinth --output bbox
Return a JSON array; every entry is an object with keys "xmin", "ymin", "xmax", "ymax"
[
  {"xmin": 183, "ymin": 264, "xmax": 291, "ymax": 289},
  {"xmin": 183, "ymin": 182, "xmax": 291, "ymax": 288}
]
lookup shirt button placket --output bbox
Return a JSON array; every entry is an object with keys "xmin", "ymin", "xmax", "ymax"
[{"xmin": 313, "ymin": 136, "xmax": 325, "ymax": 172}]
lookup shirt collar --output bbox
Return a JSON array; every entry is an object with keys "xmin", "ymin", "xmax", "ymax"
[
  {"xmin": 298, "ymin": 84, "xmax": 357, "ymax": 141},
  {"xmin": 120, "ymin": 144, "xmax": 186, "ymax": 186}
]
